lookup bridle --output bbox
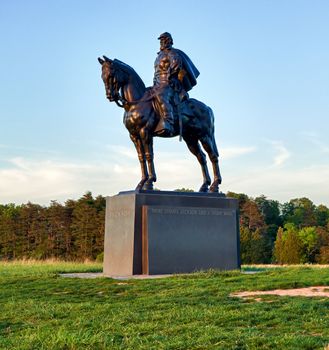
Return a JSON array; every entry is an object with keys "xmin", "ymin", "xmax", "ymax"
[
  {"xmin": 101, "ymin": 56, "xmax": 148, "ymax": 108},
  {"xmin": 106, "ymin": 71, "xmax": 125, "ymax": 108},
  {"xmin": 107, "ymin": 70, "xmax": 154, "ymax": 109}
]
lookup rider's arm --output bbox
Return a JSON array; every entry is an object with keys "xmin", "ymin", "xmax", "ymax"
[
  {"xmin": 169, "ymin": 53, "xmax": 182, "ymax": 78},
  {"xmin": 169, "ymin": 53, "xmax": 182, "ymax": 90}
]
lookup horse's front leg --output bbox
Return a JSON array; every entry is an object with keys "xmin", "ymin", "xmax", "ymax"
[
  {"xmin": 140, "ymin": 127, "xmax": 156, "ymax": 190},
  {"xmin": 130, "ymin": 134, "xmax": 148, "ymax": 191}
]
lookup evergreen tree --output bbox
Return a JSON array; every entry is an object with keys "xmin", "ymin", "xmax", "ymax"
[
  {"xmin": 18, "ymin": 203, "xmax": 47, "ymax": 258},
  {"xmin": 70, "ymin": 192, "xmax": 101, "ymax": 260},
  {"xmin": 47, "ymin": 201, "xmax": 73, "ymax": 259},
  {"xmin": 273, "ymin": 227, "xmax": 284, "ymax": 264},
  {"xmin": 0, "ymin": 204, "xmax": 20, "ymax": 259},
  {"xmin": 274, "ymin": 224, "xmax": 303, "ymax": 264},
  {"xmin": 240, "ymin": 226, "xmax": 252, "ymax": 264}
]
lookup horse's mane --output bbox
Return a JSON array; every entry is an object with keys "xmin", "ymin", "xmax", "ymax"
[{"xmin": 113, "ymin": 59, "xmax": 146, "ymax": 91}]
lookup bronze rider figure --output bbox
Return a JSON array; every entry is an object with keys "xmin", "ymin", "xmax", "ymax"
[{"xmin": 153, "ymin": 32, "xmax": 200, "ymax": 136}]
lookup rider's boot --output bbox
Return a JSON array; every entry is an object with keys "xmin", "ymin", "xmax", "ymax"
[
  {"xmin": 154, "ymin": 105, "xmax": 175, "ymax": 136},
  {"xmin": 154, "ymin": 119, "xmax": 174, "ymax": 136}
]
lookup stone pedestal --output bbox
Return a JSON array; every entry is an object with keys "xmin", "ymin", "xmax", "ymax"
[{"xmin": 103, "ymin": 191, "xmax": 240, "ymax": 276}]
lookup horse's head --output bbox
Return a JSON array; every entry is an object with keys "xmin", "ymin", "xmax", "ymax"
[
  {"xmin": 98, "ymin": 56, "xmax": 146, "ymax": 105},
  {"xmin": 98, "ymin": 56, "xmax": 127, "ymax": 102}
]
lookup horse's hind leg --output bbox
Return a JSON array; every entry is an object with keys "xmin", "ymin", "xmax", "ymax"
[
  {"xmin": 184, "ymin": 136, "xmax": 211, "ymax": 192},
  {"xmin": 200, "ymin": 136, "xmax": 222, "ymax": 193},
  {"xmin": 130, "ymin": 134, "xmax": 148, "ymax": 191}
]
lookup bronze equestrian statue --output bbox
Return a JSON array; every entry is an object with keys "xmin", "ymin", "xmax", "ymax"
[{"xmin": 98, "ymin": 32, "xmax": 222, "ymax": 193}]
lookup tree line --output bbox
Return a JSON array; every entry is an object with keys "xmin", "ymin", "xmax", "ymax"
[
  {"xmin": 227, "ymin": 192, "xmax": 329, "ymax": 264},
  {"xmin": 0, "ymin": 191, "xmax": 329, "ymax": 264},
  {"xmin": 0, "ymin": 192, "xmax": 105, "ymax": 261}
]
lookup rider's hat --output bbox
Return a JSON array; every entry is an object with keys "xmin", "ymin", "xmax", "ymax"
[{"xmin": 158, "ymin": 32, "xmax": 173, "ymax": 41}]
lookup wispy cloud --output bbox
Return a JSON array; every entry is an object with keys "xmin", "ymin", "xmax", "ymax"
[
  {"xmin": 0, "ymin": 157, "xmax": 116, "ymax": 204},
  {"xmin": 273, "ymin": 145, "xmax": 290, "ymax": 167},
  {"xmin": 267, "ymin": 140, "xmax": 291, "ymax": 167},
  {"xmin": 0, "ymin": 143, "xmax": 60, "ymax": 155}
]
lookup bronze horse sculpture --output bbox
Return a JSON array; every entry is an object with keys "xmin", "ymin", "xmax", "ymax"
[{"xmin": 98, "ymin": 56, "xmax": 222, "ymax": 192}]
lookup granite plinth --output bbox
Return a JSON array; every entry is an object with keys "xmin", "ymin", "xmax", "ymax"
[{"xmin": 103, "ymin": 191, "xmax": 240, "ymax": 276}]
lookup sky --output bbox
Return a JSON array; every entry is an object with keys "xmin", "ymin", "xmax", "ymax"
[{"xmin": 0, "ymin": 0, "xmax": 329, "ymax": 206}]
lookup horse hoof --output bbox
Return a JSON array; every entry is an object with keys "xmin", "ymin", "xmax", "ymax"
[
  {"xmin": 142, "ymin": 182, "xmax": 154, "ymax": 191},
  {"xmin": 135, "ymin": 180, "xmax": 146, "ymax": 191},
  {"xmin": 209, "ymin": 185, "xmax": 219, "ymax": 193},
  {"xmin": 198, "ymin": 185, "xmax": 209, "ymax": 193}
]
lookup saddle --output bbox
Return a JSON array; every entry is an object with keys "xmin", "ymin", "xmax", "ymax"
[
  {"xmin": 145, "ymin": 89, "xmax": 194, "ymax": 126},
  {"xmin": 135, "ymin": 88, "xmax": 194, "ymax": 140}
]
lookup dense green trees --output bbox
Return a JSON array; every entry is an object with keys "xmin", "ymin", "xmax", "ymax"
[
  {"xmin": 0, "ymin": 192, "xmax": 105, "ymax": 261},
  {"xmin": 228, "ymin": 192, "xmax": 329, "ymax": 264},
  {"xmin": 0, "ymin": 191, "xmax": 329, "ymax": 264}
]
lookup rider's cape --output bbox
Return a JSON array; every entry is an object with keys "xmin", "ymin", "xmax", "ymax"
[{"xmin": 173, "ymin": 48, "xmax": 200, "ymax": 92}]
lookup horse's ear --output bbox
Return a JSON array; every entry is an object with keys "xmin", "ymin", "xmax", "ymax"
[
  {"xmin": 103, "ymin": 55, "xmax": 112, "ymax": 63},
  {"xmin": 98, "ymin": 57, "xmax": 105, "ymax": 65}
]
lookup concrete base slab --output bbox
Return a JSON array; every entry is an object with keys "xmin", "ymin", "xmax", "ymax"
[
  {"xmin": 59, "ymin": 270, "xmax": 258, "ymax": 280},
  {"xmin": 59, "ymin": 272, "xmax": 172, "ymax": 280}
]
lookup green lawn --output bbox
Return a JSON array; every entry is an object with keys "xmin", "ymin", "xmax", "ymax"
[{"xmin": 1, "ymin": 262, "xmax": 329, "ymax": 349}]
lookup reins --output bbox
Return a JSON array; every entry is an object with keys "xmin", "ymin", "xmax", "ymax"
[{"xmin": 113, "ymin": 90, "xmax": 155, "ymax": 109}]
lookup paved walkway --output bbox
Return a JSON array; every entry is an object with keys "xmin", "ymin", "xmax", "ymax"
[{"xmin": 59, "ymin": 269, "xmax": 261, "ymax": 280}]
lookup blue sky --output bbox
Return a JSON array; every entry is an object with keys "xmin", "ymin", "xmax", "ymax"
[{"xmin": 0, "ymin": 0, "xmax": 329, "ymax": 205}]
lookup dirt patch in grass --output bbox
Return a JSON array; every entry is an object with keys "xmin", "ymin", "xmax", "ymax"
[{"xmin": 231, "ymin": 286, "xmax": 329, "ymax": 299}]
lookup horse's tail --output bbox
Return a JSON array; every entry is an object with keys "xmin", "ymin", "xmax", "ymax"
[{"xmin": 209, "ymin": 107, "xmax": 219, "ymax": 157}]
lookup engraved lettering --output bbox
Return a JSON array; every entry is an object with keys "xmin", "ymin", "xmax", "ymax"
[
  {"xmin": 149, "ymin": 207, "xmax": 234, "ymax": 216},
  {"xmin": 109, "ymin": 209, "xmax": 132, "ymax": 218}
]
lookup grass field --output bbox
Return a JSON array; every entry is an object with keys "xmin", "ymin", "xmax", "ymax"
[{"xmin": 1, "ymin": 261, "xmax": 329, "ymax": 349}]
